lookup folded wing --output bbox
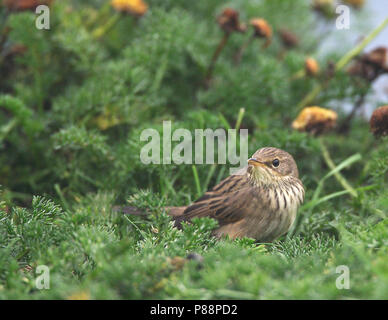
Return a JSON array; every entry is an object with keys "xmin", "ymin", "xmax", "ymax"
[{"xmin": 173, "ymin": 172, "xmax": 259, "ymax": 228}]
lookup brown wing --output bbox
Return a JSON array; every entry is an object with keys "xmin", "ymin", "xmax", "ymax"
[{"xmin": 173, "ymin": 172, "xmax": 257, "ymax": 228}]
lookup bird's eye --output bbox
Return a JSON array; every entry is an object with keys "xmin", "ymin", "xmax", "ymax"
[{"xmin": 272, "ymin": 159, "xmax": 280, "ymax": 167}]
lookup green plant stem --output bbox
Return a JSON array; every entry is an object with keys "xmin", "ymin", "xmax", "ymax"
[
  {"xmin": 297, "ymin": 84, "xmax": 322, "ymax": 109},
  {"xmin": 319, "ymin": 138, "xmax": 358, "ymax": 198},
  {"xmin": 335, "ymin": 18, "xmax": 388, "ymax": 70},
  {"xmin": 192, "ymin": 165, "xmax": 201, "ymax": 197},
  {"xmin": 296, "ymin": 17, "xmax": 388, "ymax": 109},
  {"xmin": 0, "ymin": 118, "xmax": 18, "ymax": 143},
  {"xmin": 54, "ymin": 184, "xmax": 70, "ymax": 212},
  {"xmin": 93, "ymin": 13, "xmax": 121, "ymax": 39},
  {"xmin": 290, "ymin": 69, "xmax": 305, "ymax": 80},
  {"xmin": 86, "ymin": 2, "xmax": 112, "ymax": 29},
  {"xmin": 235, "ymin": 108, "xmax": 245, "ymax": 131}
]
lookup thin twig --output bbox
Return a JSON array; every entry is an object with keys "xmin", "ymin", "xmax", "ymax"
[
  {"xmin": 234, "ymin": 35, "xmax": 254, "ymax": 65},
  {"xmin": 204, "ymin": 33, "xmax": 230, "ymax": 87},
  {"xmin": 337, "ymin": 93, "xmax": 366, "ymax": 134}
]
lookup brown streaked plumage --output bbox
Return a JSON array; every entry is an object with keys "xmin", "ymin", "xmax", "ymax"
[{"xmin": 119, "ymin": 147, "xmax": 304, "ymax": 242}]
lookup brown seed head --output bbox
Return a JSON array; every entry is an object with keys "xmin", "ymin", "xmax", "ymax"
[
  {"xmin": 217, "ymin": 8, "xmax": 246, "ymax": 34},
  {"xmin": 111, "ymin": 0, "xmax": 148, "ymax": 17},
  {"xmin": 366, "ymin": 47, "xmax": 388, "ymax": 66},
  {"xmin": 250, "ymin": 18, "xmax": 272, "ymax": 47},
  {"xmin": 305, "ymin": 57, "xmax": 320, "ymax": 76},
  {"xmin": 279, "ymin": 29, "xmax": 299, "ymax": 48},
  {"xmin": 347, "ymin": 47, "xmax": 388, "ymax": 82},
  {"xmin": 292, "ymin": 106, "xmax": 338, "ymax": 135},
  {"xmin": 2, "ymin": 0, "xmax": 53, "ymax": 11},
  {"xmin": 370, "ymin": 106, "xmax": 388, "ymax": 138}
]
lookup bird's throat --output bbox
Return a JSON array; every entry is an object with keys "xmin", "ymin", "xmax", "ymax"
[
  {"xmin": 247, "ymin": 166, "xmax": 305, "ymax": 209},
  {"xmin": 247, "ymin": 165, "xmax": 279, "ymax": 186}
]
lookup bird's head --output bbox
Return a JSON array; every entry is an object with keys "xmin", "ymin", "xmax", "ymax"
[{"xmin": 247, "ymin": 147, "xmax": 299, "ymax": 185}]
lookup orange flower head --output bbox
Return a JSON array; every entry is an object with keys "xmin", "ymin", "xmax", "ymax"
[
  {"xmin": 250, "ymin": 18, "xmax": 272, "ymax": 47},
  {"xmin": 292, "ymin": 106, "xmax": 338, "ymax": 135},
  {"xmin": 111, "ymin": 0, "xmax": 148, "ymax": 17},
  {"xmin": 370, "ymin": 106, "xmax": 388, "ymax": 138},
  {"xmin": 305, "ymin": 57, "xmax": 320, "ymax": 76}
]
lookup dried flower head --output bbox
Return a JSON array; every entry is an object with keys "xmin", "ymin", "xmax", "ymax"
[
  {"xmin": 279, "ymin": 29, "xmax": 299, "ymax": 49},
  {"xmin": 250, "ymin": 18, "xmax": 272, "ymax": 47},
  {"xmin": 305, "ymin": 57, "xmax": 320, "ymax": 76},
  {"xmin": 2, "ymin": 0, "xmax": 53, "ymax": 11},
  {"xmin": 366, "ymin": 47, "xmax": 388, "ymax": 66},
  {"xmin": 343, "ymin": 0, "xmax": 365, "ymax": 9},
  {"xmin": 217, "ymin": 8, "xmax": 246, "ymax": 34},
  {"xmin": 292, "ymin": 106, "xmax": 338, "ymax": 135},
  {"xmin": 111, "ymin": 0, "xmax": 148, "ymax": 17},
  {"xmin": 312, "ymin": 0, "xmax": 336, "ymax": 18},
  {"xmin": 347, "ymin": 47, "xmax": 388, "ymax": 82},
  {"xmin": 370, "ymin": 106, "xmax": 388, "ymax": 138}
]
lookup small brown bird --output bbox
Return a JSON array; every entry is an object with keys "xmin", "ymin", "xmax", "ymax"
[{"xmin": 120, "ymin": 147, "xmax": 304, "ymax": 242}]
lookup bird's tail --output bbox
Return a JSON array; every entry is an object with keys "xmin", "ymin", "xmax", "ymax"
[
  {"xmin": 113, "ymin": 205, "xmax": 186, "ymax": 217},
  {"xmin": 165, "ymin": 206, "xmax": 186, "ymax": 217}
]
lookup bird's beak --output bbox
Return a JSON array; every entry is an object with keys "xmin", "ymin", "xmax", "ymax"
[{"xmin": 247, "ymin": 158, "xmax": 264, "ymax": 167}]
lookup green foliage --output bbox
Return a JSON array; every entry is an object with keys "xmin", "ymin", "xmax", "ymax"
[{"xmin": 0, "ymin": 0, "xmax": 387, "ymax": 299}]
